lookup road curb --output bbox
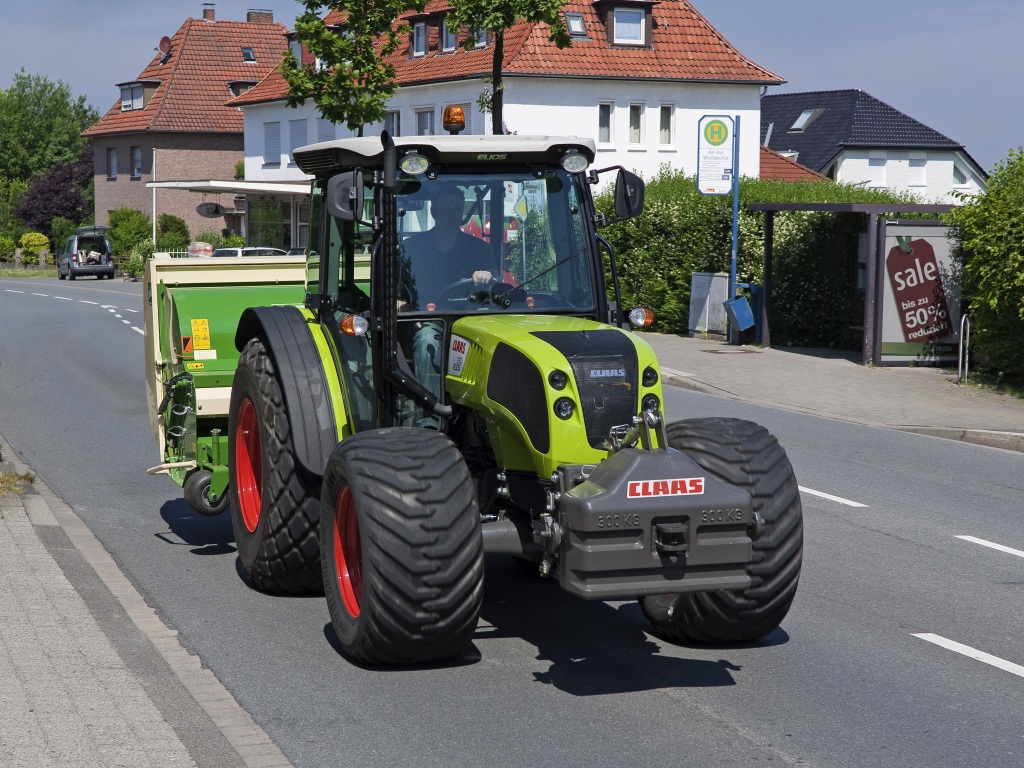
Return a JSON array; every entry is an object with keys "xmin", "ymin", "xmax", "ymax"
[{"xmin": 0, "ymin": 436, "xmax": 293, "ymax": 768}]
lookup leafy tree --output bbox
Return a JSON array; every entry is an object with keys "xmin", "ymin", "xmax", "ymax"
[
  {"xmin": 19, "ymin": 231, "xmax": 50, "ymax": 264},
  {"xmin": 282, "ymin": 1, "xmax": 426, "ymax": 135},
  {"xmin": 107, "ymin": 207, "xmax": 152, "ymax": 258},
  {"xmin": 156, "ymin": 213, "xmax": 191, "ymax": 251},
  {"xmin": 946, "ymin": 148, "xmax": 1024, "ymax": 381},
  {"xmin": 446, "ymin": 0, "xmax": 571, "ymax": 134},
  {"xmin": 50, "ymin": 217, "xmax": 76, "ymax": 251},
  {"xmin": 13, "ymin": 143, "xmax": 93, "ymax": 238},
  {"xmin": 0, "ymin": 176, "xmax": 29, "ymax": 233},
  {"xmin": 0, "ymin": 233, "xmax": 15, "ymax": 262},
  {"xmin": 0, "ymin": 70, "xmax": 98, "ymax": 184}
]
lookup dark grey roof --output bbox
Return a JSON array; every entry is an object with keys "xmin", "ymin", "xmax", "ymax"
[{"xmin": 760, "ymin": 89, "xmax": 975, "ymax": 175}]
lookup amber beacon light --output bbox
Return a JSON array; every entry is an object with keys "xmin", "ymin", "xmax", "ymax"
[{"xmin": 443, "ymin": 105, "xmax": 466, "ymax": 134}]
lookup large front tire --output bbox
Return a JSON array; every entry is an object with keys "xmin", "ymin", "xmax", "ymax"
[
  {"xmin": 228, "ymin": 337, "xmax": 322, "ymax": 594},
  {"xmin": 321, "ymin": 428, "xmax": 484, "ymax": 665},
  {"xmin": 641, "ymin": 417, "xmax": 803, "ymax": 643}
]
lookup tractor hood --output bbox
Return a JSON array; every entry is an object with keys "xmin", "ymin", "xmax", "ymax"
[{"xmin": 445, "ymin": 315, "xmax": 663, "ymax": 477}]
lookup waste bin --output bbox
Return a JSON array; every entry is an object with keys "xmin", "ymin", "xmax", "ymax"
[{"xmin": 723, "ymin": 295, "xmax": 755, "ymax": 331}]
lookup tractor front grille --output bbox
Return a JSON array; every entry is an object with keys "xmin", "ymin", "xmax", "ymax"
[{"xmin": 487, "ymin": 343, "xmax": 550, "ymax": 454}]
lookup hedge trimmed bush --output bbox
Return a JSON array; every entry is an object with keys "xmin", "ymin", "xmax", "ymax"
[
  {"xmin": 107, "ymin": 207, "xmax": 151, "ymax": 258},
  {"xmin": 19, "ymin": 231, "xmax": 50, "ymax": 263}
]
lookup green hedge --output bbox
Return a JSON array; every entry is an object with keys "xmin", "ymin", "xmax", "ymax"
[{"xmin": 596, "ymin": 169, "xmax": 924, "ymax": 348}]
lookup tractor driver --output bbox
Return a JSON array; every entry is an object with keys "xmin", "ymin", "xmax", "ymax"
[{"xmin": 399, "ymin": 183, "xmax": 494, "ymax": 425}]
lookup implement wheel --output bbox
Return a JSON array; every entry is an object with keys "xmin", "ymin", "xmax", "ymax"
[
  {"xmin": 641, "ymin": 417, "xmax": 803, "ymax": 643},
  {"xmin": 183, "ymin": 469, "xmax": 229, "ymax": 516},
  {"xmin": 228, "ymin": 337, "xmax": 322, "ymax": 594},
  {"xmin": 321, "ymin": 428, "xmax": 483, "ymax": 665}
]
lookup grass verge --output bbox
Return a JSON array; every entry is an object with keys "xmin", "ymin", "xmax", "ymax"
[
  {"xmin": 0, "ymin": 267, "xmax": 59, "ymax": 278},
  {"xmin": 0, "ymin": 470, "xmax": 35, "ymax": 496}
]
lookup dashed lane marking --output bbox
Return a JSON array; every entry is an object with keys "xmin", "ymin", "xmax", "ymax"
[
  {"xmin": 4, "ymin": 289, "xmax": 25, "ymax": 293},
  {"xmin": 913, "ymin": 633, "xmax": 1024, "ymax": 679},
  {"xmin": 956, "ymin": 535, "xmax": 1024, "ymax": 559},
  {"xmin": 799, "ymin": 486, "xmax": 868, "ymax": 508}
]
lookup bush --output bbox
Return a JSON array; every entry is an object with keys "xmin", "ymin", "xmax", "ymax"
[
  {"xmin": 50, "ymin": 216, "xmax": 76, "ymax": 252},
  {"xmin": 946, "ymin": 148, "xmax": 1024, "ymax": 382},
  {"xmin": 0, "ymin": 233, "xmax": 14, "ymax": 261},
  {"xmin": 124, "ymin": 239, "xmax": 154, "ymax": 278},
  {"xmin": 107, "ymin": 207, "xmax": 152, "ymax": 258},
  {"xmin": 19, "ymin": 231, "xmax": 50, "ymax": 263},
  {"xmin": 596, "ymin": 168, "xmax": 925, "ymax": 346}
]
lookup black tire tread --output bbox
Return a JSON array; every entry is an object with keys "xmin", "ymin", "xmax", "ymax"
[
  {"xmin": 322, "ymin": 428, "xmax": 483, "ymax": 665},
  {"xmin": 229, "ymin": 337, "xmax": 322, "ymax": 594},
  {"xmin": 649, "ymin": 417, "xmax": 803, "ymax": 643}
]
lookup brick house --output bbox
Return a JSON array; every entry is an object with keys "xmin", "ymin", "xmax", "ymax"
[{"xmin": 82, "ymin": 6, "xmax": 287, "ymax": 240}]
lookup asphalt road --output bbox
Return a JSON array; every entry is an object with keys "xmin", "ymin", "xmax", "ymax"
[{"xmin": 2, "ymin": 274, "xmax": 1022, "ymax": 767}]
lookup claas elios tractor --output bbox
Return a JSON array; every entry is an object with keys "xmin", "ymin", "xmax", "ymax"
[{"xmin": 144, "ymin": 115, "xmax": 802, "ymax": 665}]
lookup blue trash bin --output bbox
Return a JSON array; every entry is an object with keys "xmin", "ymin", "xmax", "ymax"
[{"xmin": 723, "ymin": 295, "xmax": 755, "ymax": 331}]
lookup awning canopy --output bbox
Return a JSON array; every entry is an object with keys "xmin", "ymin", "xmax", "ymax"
[{"xmin": 146, "ymin": 179, "xmax": 309, "ymax": 195}]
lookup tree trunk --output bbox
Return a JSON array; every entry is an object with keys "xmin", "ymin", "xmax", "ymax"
[{"xmin": 491, "ymin": 30, "xmax": 505, "ymax": 135}]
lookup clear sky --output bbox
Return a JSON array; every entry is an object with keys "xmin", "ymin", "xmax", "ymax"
[{"xmin": 1, "ymin": 1, "xmax": 1019, "ymax": 173}]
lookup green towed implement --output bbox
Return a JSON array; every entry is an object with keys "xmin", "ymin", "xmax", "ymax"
[{"xmin": 145, "ymin": 131, "xmax": 803, "ymax": 665}]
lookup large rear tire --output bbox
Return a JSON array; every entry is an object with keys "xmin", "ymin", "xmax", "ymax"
[
  {"xmin": 228, "ymin": 337, "xmax": 322, "ymax": 594},
  {"xmin": 641, "ymin": 417, "xmax": 803, "ymax": 643},
  {"xmin": 321, "ymin": 428, "xmax": 483, "ymax": 665}
]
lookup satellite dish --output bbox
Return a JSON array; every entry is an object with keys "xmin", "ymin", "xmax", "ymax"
[{"xmin": 158, "ymin": 36, "xmax": 172, "ymax": 54}]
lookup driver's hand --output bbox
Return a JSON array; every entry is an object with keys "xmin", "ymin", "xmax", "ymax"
[{"xmin": 472, "ymin": 270, "xmax": 492, "ymax": 286}]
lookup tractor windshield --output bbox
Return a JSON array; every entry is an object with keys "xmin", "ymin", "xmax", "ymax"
[{"xmin": 394, "ymin": 170, "xmax": 596, "ymax": 314}]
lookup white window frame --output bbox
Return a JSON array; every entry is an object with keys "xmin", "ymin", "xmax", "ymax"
[
  {"xmin": 415, "ymin": 108, "xmax": 435, "ymax": 136},
  {"xmin": 442, "ymin": 18, "xmax": 458, "ymax": 52},
  {"xmin": 613, "ymin": 8, "xmax": 645, "ymax": 45},
  {"xmin": 120, "ymin": 84, "xmax": 143, "ymax": 111},
  {"xmin": 241, "ymin": 46, "xmax": 256, "ymax": 63},
  {"xmin": 628, "ymin": 103, "xmax": 644, "ymax": 147},
  {"xmin": 598, "ymin": 102, "xmax": 614, "ymax": 146},
  {"xmin": 472, "ymin": 28, "xmax": 487, "ymax": 49},
  {"xmin": 867, "ymin": 151, "xmax": 887, "ymax": 189},
  {"xmin": 658, "ymin": 104, "xmax": 674, "ymax": 147},
  {"xmin": 263, "ymin": 121, "xmax": 281, "ymax": 168},
  {"xmin": 106, "ymin": 147, "xmax": 117, "ymax": 179},
  {"xmin": 289, "ymin": 40, "xmax": 303, "ymax": 62},
  {"xmin": 952, "ymin": 164, "xmax": 968, "ymax": 186},
  {"xmin": 908, "ymin": 155, "xmax": 927, "ymax": 188},
  {"xmin": 131, "ymin": 146, "xmax": 142, "ymax": 178},
  {"xmin": 413, "ymin": 22, "xmax": 427, "ymax": 56},
  {"xmin": 384, "ymin": 111, "xmax": 401, "ymax": 137},
  {"xmin": 565, "ymin": 12, "xmax": 586, "ymax": 37}
]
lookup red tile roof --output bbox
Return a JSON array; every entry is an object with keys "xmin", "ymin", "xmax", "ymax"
[
  {"xmin": 84, "ymin": 15, "xmax": 288, "ymax": 137},
  {"xmin": 759, "ymin": 145, "xmax": 829, "ymax": 183},
  {"xmin": 231, "ymin": 1, "xmax": 781, "ymax": 107}
]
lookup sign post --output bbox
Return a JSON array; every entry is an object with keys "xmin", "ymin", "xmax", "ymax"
[{"xmin": 698, "ymin": 115, "xmax": 742, "ymax": 341}]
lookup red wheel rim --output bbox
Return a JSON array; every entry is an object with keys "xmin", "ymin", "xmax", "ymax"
[
  {"xmin": 234, "ymin": 397, "xmax": 262, "ymax": 533},
  {"xmin": 333, "ymin": 485, "xmax": 362, "ymax": 617}
]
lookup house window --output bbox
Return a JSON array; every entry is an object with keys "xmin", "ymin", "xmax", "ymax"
[
  {"xmin": 120, "ymin": 84, "xmax": 143, "ymax": 111},
  {"xmin": 263, "ymin": 121, "xmax": 281, "ymax": 167},
  {"xmin": 953, "ymin": 165, "xmax": 967, "ymax": 185},
  {"xmin": 442, "ymin": 19, "xmax": 458, "ymax": 51},
  {"xmin": 659, "ymin": 105, "xmax": 674, "ymax": 145},
  {"xmin": 613, "ymin": 8, "xmax": 645, "ymax": 45},
  {"xmin": 106, "ymin": 147, "xmax": 117, "ymax": 179},
  {"xmin": 471, "ymin": 28, "xmax": 487, "ymax": 48},
  {"xmin": 131, "ymin": 146, "xmax": 142, "ymax": 178},
  {"xmin": 289, "ymin": 39, "xmax": 303, "ymax": 62},
  {"xmin": 908, "ymin": 157, "xmax": 926, "ymax": 187},
  {"xmin": 629, "ymin": 104, "xmax": 643, "ymax": 145},
  {"xmin": 867, "ymin": 153, "xmax": 886, "ymax": 188},
  {"xmin": 384, "ymin": 111, "xmax": 401, "ymax": 137},
  {"xmin": 317, "ymin": 119, "xmax": 335, "ymax": 143},
  {"xmin": 242, "ymin": 46, "xmax": 256, "ymax": 62},
  {"xmin": 565, "ymin": 12, "xmax": 586, "ymax": 37},
  {"xmin": 415, "ymin": 108, "xmax": 435, "ymax": 136},
  {"xmin": 451, "ymin": 102, "xmax": 472, "ymax": 134},
  {"xmin": 598, "ymin": 103, "xmax": 613, "ymax": 144},
  {"xmin": 289, "ymin": 119, "xmax": 308, "ymax": 166},
  {"xmin": 790, "ymin": 109, "xmax": 820, "ymax": 132},
  {"xmin": 412, "ymin": 22, "xmax": 427, "ymax": 56}
]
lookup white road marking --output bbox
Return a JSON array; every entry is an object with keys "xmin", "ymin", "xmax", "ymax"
[
  {"xmin": 79, "ymin": 300, "xmax": 99, "ymax": 305},
  {"xmin": 6, "ymin": 287, "xmax": 141, "ymax": 336},
  {"xmin": 53, "ymin": 296, "xmax": 72, "ymax": 301},
  {"xmin": 798, "ymin": 486, "xmax": 868, "ymax": 508},
  {"xmin": 123, "ymin": 308, "xmax": 139, "ymax": 313},
  {"xmin": 956, "ymin": 535, "xmax": 1024, "ymax": 559},
  {"xmin": 4, "ymin": 289, "xmax": 25, "ymax": 293},
  {"xmin": 913, "ymin": 633, "xmax": 1024, "ymax": 679},
  {"xmin": 31, "ymin": 292, "xmax": 49, "ymax": 297},
  {"xmin": 132, "ymin": 327, "xmax": 144, "ymax": 335}
]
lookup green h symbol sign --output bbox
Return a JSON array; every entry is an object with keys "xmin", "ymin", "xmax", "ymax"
[{"xmin": 704, "ymin": 120, "xmax": 729, "ymax": 146}]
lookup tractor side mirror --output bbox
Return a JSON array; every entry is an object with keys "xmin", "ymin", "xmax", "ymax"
[
  {"xmin": 326, "ymin": 171, "xmax": 364, "ymax": 222},
  {"xmin": 614, "ymin": 169, "xmax": 645, "ymax": 221}
]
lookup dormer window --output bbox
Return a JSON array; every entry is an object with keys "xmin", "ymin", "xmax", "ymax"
[
  {"xmin": 442, "ymin": 18, "xmax": 458, "ymax": 52},
  {"xmin": 241, "ymin": 46, "xmax": 256, "ymax": 62},
  {"xmin": 613, "ymin": 7, "xmax": 645, "ymax": 45},
  {"xmin": 229, "ymin": 81, "xmax": 257, "ymax": 97},
  {"xmin": 789, "ymin": 109, "xmax": 823, "ymax": 132},
  {"xmin": 565, "ymin": 12, "xmax": 587, "ymax": 37},
  {"xmin": 412, "ymin": 22, "xmax": 427, "ymax": 56},
  {"xmin": 120, "ymin": 84, "xmax": 144, "ymax": 111}
]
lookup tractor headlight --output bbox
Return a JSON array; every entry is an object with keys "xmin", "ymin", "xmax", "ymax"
[
  {"xmin": 641, "ymin": 394, "xmax": 660, "ymax": 413},
  {"xmin": 628, "ymin": 307, "xmax": 656, "ymax": 328},
  {"xmin": 642, "ymin": 366, "xmax": 659, "ymax": 387},
  {"xmin": 560, "ymin": 150, "xmax": 590, "ymax": 173},
  {"xmin": 548, "ymin": 370, "xmax": 569, "ymax": 390},
  {"xmin": 399, "ymin": 152, "xmax": 430, "ymax": 175},
  {"xmin": 554, "ymin": 397, "xmax": 575, "ymax": 420}
]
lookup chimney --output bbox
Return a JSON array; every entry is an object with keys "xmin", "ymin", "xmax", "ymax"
[
  {"xmin": 247, "ymin": 9, "xmax": 274, "ymax": 24},
  {"xmin": 202, "ymin": 3, "xmax": 215, "ymax": 21}
]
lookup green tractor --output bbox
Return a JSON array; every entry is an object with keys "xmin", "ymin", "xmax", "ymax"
[{"xmin": 146, "ymin": 132, "xmax": 802, "ymax": 665}]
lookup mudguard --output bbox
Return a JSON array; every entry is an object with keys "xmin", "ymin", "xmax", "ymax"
[{"xmin": 235, "ymin": 305, "xmax": 338, "ymax": 475}]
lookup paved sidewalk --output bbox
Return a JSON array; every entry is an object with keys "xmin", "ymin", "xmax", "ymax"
[
  {"xmin": 640, "ymin": 332, "xmax": 1024, "ymax": 453},
  {"xmin": 0, "ymin": 437, "xmax": 292, "ymax": 768}
]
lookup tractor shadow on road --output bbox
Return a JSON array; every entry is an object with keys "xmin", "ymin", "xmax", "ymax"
[
  {"xmin": 155, "ymin": 499, "xmax": 237, "ymax": 556},
  {"xmin": 472, "ymin": 555, "xmax": 787, "ymax": 696}
]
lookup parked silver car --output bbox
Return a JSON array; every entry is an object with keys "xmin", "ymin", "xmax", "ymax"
[{"xmin": 57, "ymin": 226, "xmax": 116, "ymax": 280}]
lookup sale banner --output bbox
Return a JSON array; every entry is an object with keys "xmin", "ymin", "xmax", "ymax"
[{"xmin": 885, "ymin": 238, "xmax": 953, "ymax": 343}]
